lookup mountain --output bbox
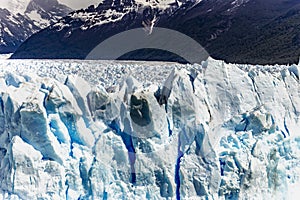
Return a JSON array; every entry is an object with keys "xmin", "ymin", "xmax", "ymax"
[
  {"xmin": 0, "ymin": 58, "xmax": 299, "ymax": 199},
  {"xmin": 9, "ymin": 0, "xmax": 238, "ymax": 60},
  {"xmin": 0, "ymin": 0, "xmax": 32, "ymax": 14},
  {"xmin": 11, "ymin": 0, "xmax": 300, "ymax": 64},
  {"xmin": 0, "ymin": 0, "xmax": 72, "ymax": 53}
]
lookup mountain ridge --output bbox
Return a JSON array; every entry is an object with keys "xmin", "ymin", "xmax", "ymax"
[
  {"xmin": 0, "ymin": 0, "xmax": 73, "ymax": 53},
  {"xmin": 11, "ymin": 0, "xmax": 300, "ymax": 65}
]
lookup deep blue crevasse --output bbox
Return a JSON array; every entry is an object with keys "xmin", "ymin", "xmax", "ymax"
[
  {"xmin": 175, "ymin": 136, "xmax": 183, "ymax": 200},
  {"xmin": 109, "ymin": 120, "xmax": 136, "ymax": 184}
]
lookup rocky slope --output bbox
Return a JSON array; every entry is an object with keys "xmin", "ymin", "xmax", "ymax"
[
  {"xmin": 0, "ymin": 58, "xmax": 299, "ymax": 199},
  {"xmin": 11, "ymin": 0, "xmax": 300, "ymax": 64},
  {"xmin": 0, "ymin": 0, "xmax": 72, "ymax": 53},
  {"xmin": 10, "ymin": 0, "xmax": 240, "ymax": 60}
]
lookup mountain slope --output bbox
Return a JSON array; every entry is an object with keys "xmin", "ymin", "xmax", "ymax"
[
  {"xmin": 0, "ymin": 0, "xmax": 72, "ymax": 53},
  {"xmin": 10, "ymin": 0, "xmax": 206, "ymax": 59},
  {"xmin": 25, "ymin": 0, "xmax": 73, "ymax": 27},
  {"xmin": 11, "ymin": 0, "xmax": 300, "ymax": 64},
  {"xmin": 198, "ymin": 0, "xmax": 300, "ymax": 64},
  {"xmin": 0, "ymin": 8, "xmax": 40, "ymax": 53},
  {"xmin": 0, "ymin": 0, "xmax": 32, "ymax": 14}
]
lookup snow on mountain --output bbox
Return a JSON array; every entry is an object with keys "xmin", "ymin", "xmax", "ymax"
[
  {"xmin": 0, "ymin": 58, "xmax": 299, "ymax": 199},
  {"xmin": 134, "ymin": 0, "xmax": 182, "ymax": 9},
  {"xmin": 24, "ymin": 0, "xmax": 73, "ymax": 28},
  {"xmin": 0, "ymin": 0, "xmax": 73, "ymax": 53},
  {"xmin": 10, "ymin": 0, "xmax": 207, "ymax": 59},
  {"xmin": 0, "ymin": 8, "xmax": 40, "ymax": 53},
  {"xmin": 0, "ymin": 0, "xmax": 32, "ymax": 14},
  {"xmin": 0, "ymin": 0, "xmax": 94, "ymax": 14},
  {"xmin": 14, "ymin": 0, "xmax": 300, "ymax": 65},
  {"xmin": 61, "ymin": 0, "xmax": 187, "ymax": 30},
  {"xmin": 54, "ymin": 0, "xmax": 101, "ymax": 10}
]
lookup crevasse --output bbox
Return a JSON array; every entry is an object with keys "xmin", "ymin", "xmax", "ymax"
[{"xmin": 0, "ymin": 58, "xmax": 299, "ymax": 199}]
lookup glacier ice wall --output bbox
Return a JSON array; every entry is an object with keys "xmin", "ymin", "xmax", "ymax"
[{"xmin": 0, "ymin": 58, "xmax": 300, "ymax": 199}]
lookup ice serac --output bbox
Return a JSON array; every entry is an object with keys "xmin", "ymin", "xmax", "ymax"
[{"xmin": 0, "ymin": 58, "xmax": 300, "ymax": 199}]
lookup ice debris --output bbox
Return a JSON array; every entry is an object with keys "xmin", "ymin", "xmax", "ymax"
[{"xmin": 0, "ymin": 58, "xmax": 299, "ymax": 199}]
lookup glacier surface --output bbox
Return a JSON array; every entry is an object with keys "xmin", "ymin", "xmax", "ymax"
[{"xmin": 0, "ymin": 58, "xmax": 299, "ymax": 199}]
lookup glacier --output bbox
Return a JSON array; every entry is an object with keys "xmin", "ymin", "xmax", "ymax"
[{"xmin": 0, "ymin": 58, "xmax": 299, "ymax": 199}]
